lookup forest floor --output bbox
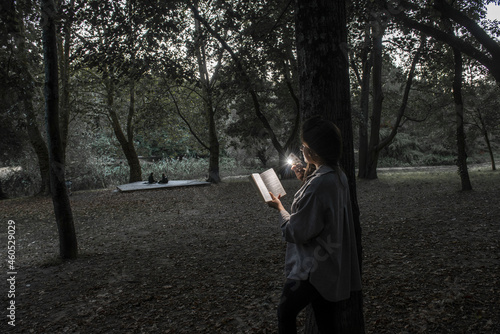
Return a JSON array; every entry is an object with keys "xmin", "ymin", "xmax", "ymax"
[{"xmin": 1, "ymin": 165, "xmax": 499, "ymax": 333}]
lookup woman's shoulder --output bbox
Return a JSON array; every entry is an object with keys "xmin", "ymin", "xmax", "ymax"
[{"xmin": 315, "ymin": 167, "xmax": 348, "ymax": 188}]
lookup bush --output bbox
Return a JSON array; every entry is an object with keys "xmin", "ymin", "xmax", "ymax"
[
  {"xmin": 0, "ymin": 152, "xmax": 44, "ymax": 197},
  {"xmin": 379, "ymin": 131, "xmax": 462, "ymax": 167}
]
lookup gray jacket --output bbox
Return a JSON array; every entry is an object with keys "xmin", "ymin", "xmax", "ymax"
[{"xmin": 279, "ymin": 165, "xmax": 362, "ymax": 302}]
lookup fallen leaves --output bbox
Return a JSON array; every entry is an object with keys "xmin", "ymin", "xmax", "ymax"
[{"xmin": 0, "ymin": 168, "xmax": 499, "ymax": 333}]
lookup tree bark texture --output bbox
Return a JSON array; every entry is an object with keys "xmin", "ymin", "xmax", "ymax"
[
  {"xmin": 41, "ymin": 0, "xmax": 78, "ymax": 260},
  {"xmin": 452, "ymin": 49, "xmax": 472, "ymax": 191},
  {"xmin": 295, "ymin": 0, "xmax": 365, "ymax": 332}
]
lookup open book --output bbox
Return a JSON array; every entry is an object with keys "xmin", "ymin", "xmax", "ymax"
[{"xmin": 249, "ymin": 168, "xmax": 286, "ymax": 202}]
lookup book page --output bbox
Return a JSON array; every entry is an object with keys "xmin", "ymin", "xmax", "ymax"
[
  {"xmin": 249, "ymin": 173, "xmax": 272, "ymax": 202},
  {"xmin": 260, "ymin": 168, "xmax": 286, "ymax": 199}
]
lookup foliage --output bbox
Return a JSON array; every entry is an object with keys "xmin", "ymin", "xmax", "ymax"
[
  {"xmin": 1, "ymin": 0, "xmax": 500, "ymax": 198},
  {"xmin": 378, "ymin": 126, "xmax": 497, "ymax": 168}
]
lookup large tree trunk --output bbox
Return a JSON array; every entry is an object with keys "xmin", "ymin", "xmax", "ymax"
[
  {"xmin": 452, "ymin": 49, "xmax": 472, "ymax": 191},
  {"xmin": 41, "ymin": 0, "xmax": 78, "ymax": 260},
  {"xmin": 295, "ymin": 0, "xmax": 365, "ymax": 332}
]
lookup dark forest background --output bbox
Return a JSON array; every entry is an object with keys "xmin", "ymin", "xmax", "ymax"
[
  {"xmin": 1, "ymin": 1, "xmax": 499, "ymax": 333},
  {"xmin": 1, "ymin": 0, "xmax": 499, "ymax": 198}
]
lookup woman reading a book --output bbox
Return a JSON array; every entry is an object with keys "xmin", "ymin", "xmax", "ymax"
[{"xmin": 267, "ymin": 116, "xmax": 362, "ymax": 333}]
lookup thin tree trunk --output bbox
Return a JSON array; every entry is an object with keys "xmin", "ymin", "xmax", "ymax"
[
  {"xmin": 357, "ymin": 25, "xmax": 373, "ymax": 179},
  {"xmin": 25, "ymin": 103, "xmax": 51, "ymax": 196},
  {"xmin": 364, "ymin": 31, "xmax": 384, "ymax": 180},
  {"xmin": 191, "ymin": 6, "xmax": 300, "ymax": 160},
  {"xmin": 359, "ymin": 32, "xmax": 425, "ymax": 180},
  {"xmin": 193, "ymin": 2, "xmax": 221, "ymax": 183},
  {"xmin": 207, "ymin": 112, "xmax": 221, "ymax": 183},
  {"xmin": 476, "ymin": 108, "xmax": 496, "ymax": 171},
  {"xmin": 41, "ymin": 0, "xmax": 78, "ymax": 260},
  {"xmin": 295, "ymin": 0, "xmax": 365, "ymax": 332},
  {"xmin": 105, "ymin": 77, "xmax": 142, "ymax": 183},
  {"xmin": 0, "ymin": 181, "xmax": 7, "ymax": 200},
  {"xmin": 126, "ymin": 83, "xmax": 142, "ymax": 182},
  {"xmin": 14, "ymin": 0, "xmax": 50, "ymax": 195},
  {"xmin": 452, "ymin": 48, "xmax": 472, "ymax": 190},
  {"xmin": 57, "ymin": 0, "xmax": 74, "ymax": 160}
]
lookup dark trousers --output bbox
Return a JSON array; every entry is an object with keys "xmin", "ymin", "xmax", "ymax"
[{"xmin": 277, "ymin": 279, "xmax": 337, "ymax": 334}]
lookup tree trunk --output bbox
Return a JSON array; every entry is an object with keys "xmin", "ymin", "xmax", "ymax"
[
  {"xmin": 207, "ymin": 115, "xmax": 221, "ymax": 183},
  {"xmin": 25, "ymin": 103, "xmax": 51, "ymax": 196},
  {"xmin": 41, "ymin": 0, "xmax": 78, "ymax": 260},
  {"xmin": 0, "ymin": 181, "xmax": 7, "ymax": 200},
  {"xmin": 57, "ymin": 0, "xmax": 74, "ymax": 161},
  {"xmin": 191, "ymin": 6, "xmax": 300, "ymax": 161},
  {"xmin": 452, "ymin": 48, "xmax": 472, "ymax": 191},
  {"xmin": 358, "ymin": 30, "xmax": 425, "ymax": 180},
  {"xmin": 105, "ymin": 78, "xmax": 142, "ymax": 183},
  {"xmin": 125, "ymin": 83, "xmax": 142, "ymax": 182},
  {"xmin": 14, "ymin": 0, "xmax": 50, "ymax": 196},
  {"xmin": 357, "ymin": 25, "xmax": 373, "ymax": 179},
  {"xmin": 193, "ymin": 3, "xmax": 221, "ymax": 183},
  {"xmin": 476, "ymin": 108, "xmax": 496, "ymax": 171},
  {"xmin": 363, "ymin": 31, "xmax": 384, "ymax": 180},
  {"xmin": 295, "ymin": 0, "xmax": 365, "ymax": 332}
]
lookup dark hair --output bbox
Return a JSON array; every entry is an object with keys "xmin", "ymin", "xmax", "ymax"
[{"xmin": 301, "ymin": 116, "xmax": 342, "ymax": 176}]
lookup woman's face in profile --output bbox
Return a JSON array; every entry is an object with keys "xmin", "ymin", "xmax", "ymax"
[{"xmin": 301, "ymin": 143, "xmax": 314, "ymax": 164}]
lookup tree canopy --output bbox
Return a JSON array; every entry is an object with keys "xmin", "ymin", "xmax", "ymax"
[{"xmin": 0, "ymin": 0, "xmax": 498, "ymax": 195}]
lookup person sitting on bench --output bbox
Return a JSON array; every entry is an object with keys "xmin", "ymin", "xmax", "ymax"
[
  {"xmin": 158, "ymin": 173, "xmax": 169, "ymax": 184},
  {"xmin": 148, "ymin": 173, "xmax": 156, "ymax": 184}
]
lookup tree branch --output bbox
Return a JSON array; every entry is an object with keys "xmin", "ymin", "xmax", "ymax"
[
  {"xmin": 385, "ymin": 1, "xmax": 499, "ymax": 77},
  {"xmin": 433, "ymin": 0, "xmax": 500, "ymax": 60},
  {"xmin": 189, "ymin": 4, "xmax": 285, "ymax": 156},
  {"xmin": 378, "ymin": 33, "xmax": 426, "ymax": 150},
  {"xmin": 165, "ymin": 85, "xmax": 210, "ymax": 151}
]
